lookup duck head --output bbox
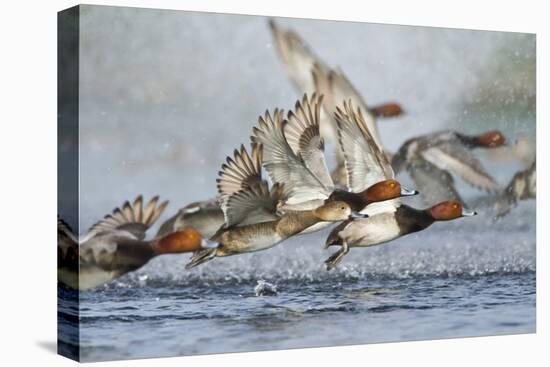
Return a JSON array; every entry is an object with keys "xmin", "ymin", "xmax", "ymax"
[
  {"xmin": 152, "ymin": 227, "xmax": 204, "ymax": 255},
  {"xmin": 364, "ymin": 179, "xmax": 419, "ymax": 203},
  {"xmin": 428, "ymin": 200, "xmax": 477, "ymax": 221},
  {"xmin": 313, "ymin": 201, "xmax": 363, "ymax": 221},
  {"xmin": 370, "ymin": 103, "xmax": 404, "ymax": 118},
  {"xmin": 476, "ymin": 130, "xmax": 506, "ymax": 148}
]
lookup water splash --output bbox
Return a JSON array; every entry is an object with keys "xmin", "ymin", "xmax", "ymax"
[{"xmin": 254, "ymin": 280, "xmax": 278, "ymax": 296}]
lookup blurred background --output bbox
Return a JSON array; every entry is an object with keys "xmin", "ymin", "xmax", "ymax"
[{"xmin": 70, "ymin": 5, "xmax": 535, "ymax": 231}]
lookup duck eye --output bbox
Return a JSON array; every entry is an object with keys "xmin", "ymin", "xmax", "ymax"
[{"xmin": 341, "ymin": 206, "xmax": 345, "ymax": 210}]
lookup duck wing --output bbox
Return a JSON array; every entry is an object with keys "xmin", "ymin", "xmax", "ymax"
[
  {"xmin": 269, "ymin": 21, "xmax": 338, "ymax": 148},
  {"xmin": 420, "ymin": 142, "xmax": 500, "ymax": 192},
  {"xmin": 408, "ymin": 160, "xmax": 464, "ymax": 206},
  {"xmin": 313, "ymin": 65, "xmax": 382, "ymax": 149},
  {"xmin": 217, "ymin": 143, "xmax": 283, "ymax": 228},
  {"xmin": 217, "ymin": 143, "xmax": 263, "ymax": 210},
  {"xmin": 156, "ymin": 198, "xmax": 223, "ymax": 238},
  {"xmin": 251, "ymin": 108, "xmax": 331, "ymax": 207},
  {"xmin": 87, "ymin": 195, "xmax": 169, "ymax": 240},
  {"xmin": 225, "ymin": 182, "xmax": 285, "ymax": 227},
  {"xmin": 334, "ymin": 100, "xmax": 394, "ymax": 194},
  {"xmin": 58, "ymin": 217, "xmax": 78, "ymax": 247},
  {"xmin": 269, "ymin": 20, "xmax": 326, "ymax": 95},
  {"xmin": 284, "ymin": 93, "xmax": 334, "ymax": 189},
  {"xmin": 58, "ymin": 217, "xmax": 79, "ymax": 271}
]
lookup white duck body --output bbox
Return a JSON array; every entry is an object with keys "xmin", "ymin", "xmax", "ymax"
[{"xmin": 338, "ymin": 211, "xmax": 401, "ymax": 248}]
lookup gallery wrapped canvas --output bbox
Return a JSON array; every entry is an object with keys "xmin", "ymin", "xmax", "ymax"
[{"xmin": 58, "ymin": 4, "xmax": 536, "ymax": 362}]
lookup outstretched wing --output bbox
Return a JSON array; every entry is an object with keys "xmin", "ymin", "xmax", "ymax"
[
  {"xmin": 335, "ymin": 101, "xmax": 394, "ymax": 193},
  {"xmin": 313, "ymin": 65, "xmax": 382, "ymax": 149},
  {"xmin": 58, "ymin": 217, "xmax": 79, "ymax": 271},
  {"xmin": 269, "ymin": 22, "xmax": 339, "ymax": 148},
  {"xmin": 284, "ymin": 93, "xmax": 334, "ymax": 189},
  {"xmin": 421, "ymin": 143, "xmax": 500, "ymax": 192},
  {"xmin": 225, "ymin": 182, "xmax": 286, "ymax": 227},
  {"xmin": 87, "ymin": 195, "xmax": 169, "ymax": 240},
  {"xmin": 217, "ymin": 144, "xmax": 282, "ymax": 227},
  {"xmin": 217, "ymin": 143, "xmax": 263, "ymax": 211},
  {"xmin": 251, "ymin": 108, "xmax": 331, "ymax": 206},
  {"xmin": 58, "ymin": 217, "xmax": 78, "ymax": 246},
  {"xmin": 269, "ymin": 20, "xmax": 327, "ymax": 95}
]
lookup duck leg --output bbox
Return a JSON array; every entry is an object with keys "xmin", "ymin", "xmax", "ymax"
[
  {"xmin": 324, "ymin": 242, "xmax": 349, "ymax": 271},
  {"xmin": 185, "ymin": 248, "xmax": 217, "ymax": 269}
]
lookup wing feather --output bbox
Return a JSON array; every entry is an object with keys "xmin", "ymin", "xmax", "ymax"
[
  {"xmin": 216, "ymin": 143, "xmax": 263, "ymax": 211},
  {"xmin": 334, "ymin": 101, "xmax": 394, "ymax": 193},
  {"xmin": 421, "ymin": 145, "xmax": 500, "ymax": 192},
  {"xmin": 284, "ymin": 93, "xmax": 334, "ymax": 189},
  {"xmin": 251, "ymin": 108, "xmax": 331, "ymax": 205},
  {"xmin": 87, "ymin": 195, "xmax": 168, "ymax": 240},
  {"xmin": 216, "ymin": 144, "xmax": 283, "ymax": 227},
  {"xmin": 313, "ymin": 65, "xmax": 383, "ymax": 149},
  {"xmin": 269, "ymin": 20, "xmax": 326, "ymax": 94}
]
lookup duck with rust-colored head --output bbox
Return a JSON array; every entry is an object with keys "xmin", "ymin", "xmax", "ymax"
[
  {"xmin": 58, "ymin": 196, "xmax": 205, "ymax": 290},
  {"xmin": 320, "ymin": 103, "xmax": 478, "ymax": 269},
  {"xmin": 325, "ymin": 200, "xmax": 477, "ymax": 269},
  {"xmin": 391, "ymin": 129, "xmax": 506, "ymax": 206}
]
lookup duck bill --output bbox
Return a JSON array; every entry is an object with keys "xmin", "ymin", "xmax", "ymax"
[
  {"xmin": 400, "ymin": 186, "xmax": 419, "ymax": 197},
  {"xmin": 350, "ymin": 211, "xmax": 369, "ymax": 219},
  {"xmin": 462, "ymin": 209, "xmax": 478, "ymax": 217}
]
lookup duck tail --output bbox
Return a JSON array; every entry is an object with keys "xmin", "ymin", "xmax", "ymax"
[{"xmin": 185, "ymin": 248, "xmax": 218, "ymax": 269}]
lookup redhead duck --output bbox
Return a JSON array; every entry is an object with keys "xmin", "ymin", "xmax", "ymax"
[
  {"xmin": 494, "ymin": 160, "xmax": 536, "ymax": 218},
  {"xmin": 185, "ymin": 143, "xmax": 359, "ymax": 269},
  {"xmin": 269, "ymin": 20, "xmax": 404, "ymax": 186},
  {"xmin": 156, "ymin": 198, "xmax": 224, "ymax": 239},
  {"xmin": 325, "ymin": 200, "xmax": 477, "ymax": 269},
  {"xmin": 251, "ymin": 94, "xmax": 415, "ymax": 230},
  {"xmin": 58, "ymin": 196, "xmax": 205, "ymax": 290},
  {"xmin": 323, "ymin": 103, "xmax": 477, "ymax": 269},
  {"xmin": 391, "ymin": 130, "xmax": 505, "ymax": 205}
]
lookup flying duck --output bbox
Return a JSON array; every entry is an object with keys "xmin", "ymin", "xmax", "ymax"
[
  {"xmin": 58, "ymin": 196, "xmax": 205, "ymax": 290},
  {"xmin": 323, "ymin": 102, "xmax": 477, "ymax": 269},
  {"xmin": 391, "ymin": 130, "xmax": 506, "ymax": 205}
]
